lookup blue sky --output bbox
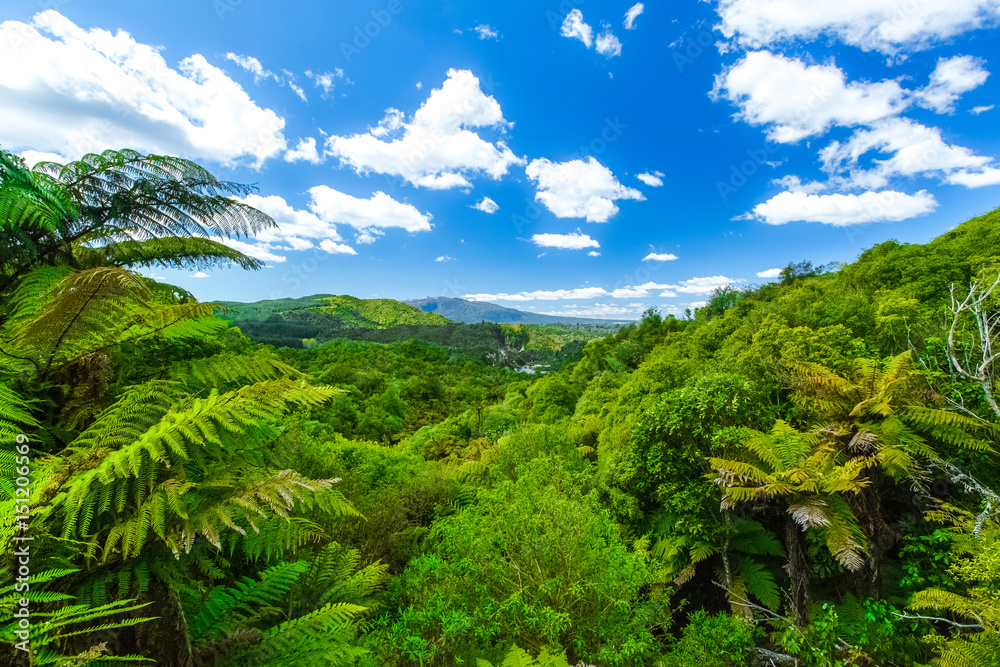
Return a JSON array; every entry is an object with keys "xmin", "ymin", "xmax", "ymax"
[{"xmin": 2, "ymin": 1, "xmax": 1000, "ymax": 318}]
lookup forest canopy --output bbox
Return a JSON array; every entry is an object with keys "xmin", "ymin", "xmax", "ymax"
[{"xmin": 2, "ymin": 148, "xmax": 1000, "ymax": 666}]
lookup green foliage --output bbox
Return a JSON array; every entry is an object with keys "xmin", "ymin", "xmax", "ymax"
[
  {"xmin": 379, "ymin": 457, "xmax": 670, "ymax": 666},
  {"xmin": 0, "ymin": 569, "xmax": 154, "ymax": 665},
  {"xmin": 476, "ymin": 643, "xmax": 572, "ymax": 667},
  {"xmin": 319, "ymin": 295, "xmax": 451, "ymax": 328},
  {"xmin": 663, "ymin": 611, "xmax": 756, "ymax": 667},
  {"xmin": 909, "ymin": 506, "xmax": 1000, "ymax": 667}
]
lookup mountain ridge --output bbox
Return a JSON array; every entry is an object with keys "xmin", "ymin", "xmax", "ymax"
[{"xmin": 404, "ymin": 296, "xmax": 633, "ymax": 326}]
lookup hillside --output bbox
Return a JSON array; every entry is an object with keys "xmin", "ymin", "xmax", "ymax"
[
  {"xmin": 406, "ymin": 295, "xmax": 630, "ymax": 327},
  {"xmin": 216, "ymin": 293, "xmax": 449, "ymax": 328}
]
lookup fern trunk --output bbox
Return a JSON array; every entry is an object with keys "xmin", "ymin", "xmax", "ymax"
[
  {"xmin": 849, "ymin": 472, "xmax": 895, "ymax": 600},
  {"xmin": 129, "ymin": 578, "xmax": 195, "ymax": 667},
  {"xmin": 784, "ymin": 515, "xmax": 811, "ymax": 626}
]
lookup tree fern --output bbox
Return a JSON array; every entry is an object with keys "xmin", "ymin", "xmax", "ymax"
[
  {"xmin": 187, "ymin": 560, "xmax": 309, "ymax": 645},
  {"xmin": 230, "ymin": 602, "xmax": 369, "ymax": 667}
]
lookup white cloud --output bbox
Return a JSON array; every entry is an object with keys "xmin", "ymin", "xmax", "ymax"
[
  {"xmin": 473, "ymin": 24, "xmax": 499, "ymax": 40},
  {"xmin": 471, "ymin": 196, "xmax": 499, "ymax": 213},
  {"xmin": 308, "ymin": 187, "xmax": 433, "ymax": 234},
  {"xmin": 435, "ymin": 255, "xmax": 457, "ymax": 262},
  {"xmin": 637, "ymin": 171, "xmax": 664, "ymax": 187},
  {"xmin": 463, "ymin": 280, "xmax": 689, "ymax": 302},
  {"xmin": 539, "ymin": 303, "xmax": 645, "ymax": 318},
  {"xmin": 284, "ymin": 137, "xmax": 323, "ymax": 164},
  {"xmin": 715, "ymin": 0, "xmax": 1000, "ymax": 54},
  {"xmin": 611, "ymin": 282, "xmax": 676, "ymax": 298},
  {"xmin": 307, "ymin": 68, "xmax": 345, "ymax": 96},
  {"xmin": 464, "ymin": 287, "xmax": 610, "ymax": 301},
  {"xmin": 917, "ymin": 56, "xmax": 989, "ymax": 113},
  {"xmin": 561, "ymin": 9, "xmax": 594, "ymax": 48},
  {"xmin": 225, "ymin": 52, "xmax": 274, "ymax": 83},
  {"xmin": 588, "ymin": 251, "xmax": 601, "ymax": 257},
  {"xmin": 971, "ymin": 104, "xmax": 995, "ymax": 114},
  {"xmin": 355, "ymin": 229, "xmax": 384, "ymax": 245},
  {"xmin": 19, "ymin": 150, "xmax": 70, "ymax": 167},
  {"xmin": 325, "ymin": 69, "xmax": 523, "ymax": 189},
  {"xmin": 242, "ymin": 193, "xmax": 344, "ymax": 246},
  {"xmin": 530, "ymin": 232, "xmax": 600, "ymax": 250},
  {"xmin": 713, "ymin": 51, "xmax": 907, "ymax": 143},
  {"xmin": 624, "ymin": 3, "xmax": 645, "ymax": 30},
  {"xmin": 368, "ymin": 108, "xmax": 405, "ymax": 138},
  {"xmin": 642, "ymin": 252, "xmax": 679, "ymax": 261},
  {"xmin": 319, "ymin": 240, "xmax": 357, "ymax": 255},
  {"xmin": 674, "ymin": 276, "xmax": 743, "ymax": 294},
  {"xmin": 525, "ymin": 157, "xmax": 645, "ymax": 223},
  {"xmin": 688, "ymin": 301, "xmax": 708, "ymax": 309},
  {"xmin": 596, "ymin": 25, "xmax": 623, "ymax": 57},
  {"xmin": 191, "ymin": 271, "xmax": 210, "ymax": 278},
  {"xmin": 0, "ymin": 11, "xmax": 286, "ymax": 166},
  {"xmin": 209, "ymin": 237, "xmax": 287, "ymax": 263},
  {"xmin": 288, "ymin": 81, "xmax": 307, "ymax": 102},
  {"xmin": 947, "ymin": 167, "xmax": 1000, "ymax": 187},
  {"xmin": 756, "ymin": 267, "xmax": 782, "ymax": 278},
  {"xmin": 749, "ymin": 189, "xmax": 938, "ymax": 225},
  {"xmin": 819, "ymin": 118, "xmax": 997, "ymax": 188},
  {"xmin": 416, "ymin": 81, "xmax": 423, "ymax": 89}
]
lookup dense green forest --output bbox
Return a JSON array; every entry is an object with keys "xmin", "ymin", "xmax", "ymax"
[
  {"xmin": 2, "ymin": 148, "xmax": 1000, "ymax": 666},
  {"xmin": 222, "ymin": 295, "xmax": 597, "ymax": 369}
]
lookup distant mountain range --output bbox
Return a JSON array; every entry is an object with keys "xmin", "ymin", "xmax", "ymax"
[{"xmin": 404, "ymin": 296, "xmax": 634, "ymax": 325}]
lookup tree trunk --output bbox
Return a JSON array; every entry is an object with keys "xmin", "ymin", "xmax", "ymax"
[
  {"xmin": 784, "ymin": 515, "xmax": 811, "ymax": 626},
  {"xmin": 126, "ymin": 577, "xmax": 195, "ymax": 667}
]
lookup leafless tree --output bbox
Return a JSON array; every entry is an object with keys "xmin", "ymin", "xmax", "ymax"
[{"xmin": 948, "ymin": 274, "xmax": 1000, "ymax": 420}]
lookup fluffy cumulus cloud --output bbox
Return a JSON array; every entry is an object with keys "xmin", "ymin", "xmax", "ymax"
[
  {"xmin": 749, "ymin": 189, "xmax": 938, "ymax": 225},
  {"xmin": 715, "ymin": 0, "xmax": 1000, "ymax": 53},
  {"xmin": 637, "ymin": 171, "xmax": 664, "ymax": 187},
  {"xmin": 642, "ymin": 252, "xmax": 678, "ymax": 261},
  {"xmin": 716, "ymin": 48, "xmax": 1000, "ymax": 223},
  {"xmin": 526, "ymin": 157, "xmax": 645, "ymax": 223},
  {"xmin": 757, "ymin": 267, "xmax": 782, "ymax": 278},
  {"xmin": 0, "ymin": 11, "xmax": 287, "ymax": 166},
  {"xmin": 917, "ymin": 56, "xmax": 990, "ymax": 113},
  {"xmin": 215, "ymin": 188, "xmax": 431, "ymax": 260},
  {"xmin": 471, "ymin": 196, "xmax": 499, "ymax": 213},
  {"xmin": 530, "ymin": 232, "xmax": 600, "ymax": 250},
  {"xmin": 308, "ymin": 187, "xmax": 433, "ymax": 235},
  {"xmin": 226, "ymin": 193, "xmax": 356, "ymax": 259},
  {"xmin": 713, "ymin": 51, "xmax": 907, "ymax": 143},
  {"xmin": 284, "ymin": 137, "xmax": 323, "ymax": 164},
  {"xmin": 624, "ymin": 3, "xmax": 645, "ymax": 30},
  {"xmin": 325, "ymin": 69, "xmax": 523, "ymax": 189},
  {"xmin": 820, "ymin": 118, "xmax": 1000, "ymax": 188},
  {"xmin": 596, "ymin": 25, "xmax": 623, "ymax": 57},
  {"xmin": 561, "ymin": 9, "xmax": 594, "ymax": 47}
]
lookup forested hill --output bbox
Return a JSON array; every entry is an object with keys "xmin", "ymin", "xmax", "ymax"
[
  {"xmin": 218, "ymin": 292, "xmax": 601, "ymax": 367},
  {"xmin": 6, "ymin": 144, "xmax": 1000, "ymax": 667},
  {"xmin": 217, "ymin": 293, "xmax": 450, "ymax": 327},
  {"xmin": 406, "ymin": 295, "xmax": 632, "ymax": 326}
]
